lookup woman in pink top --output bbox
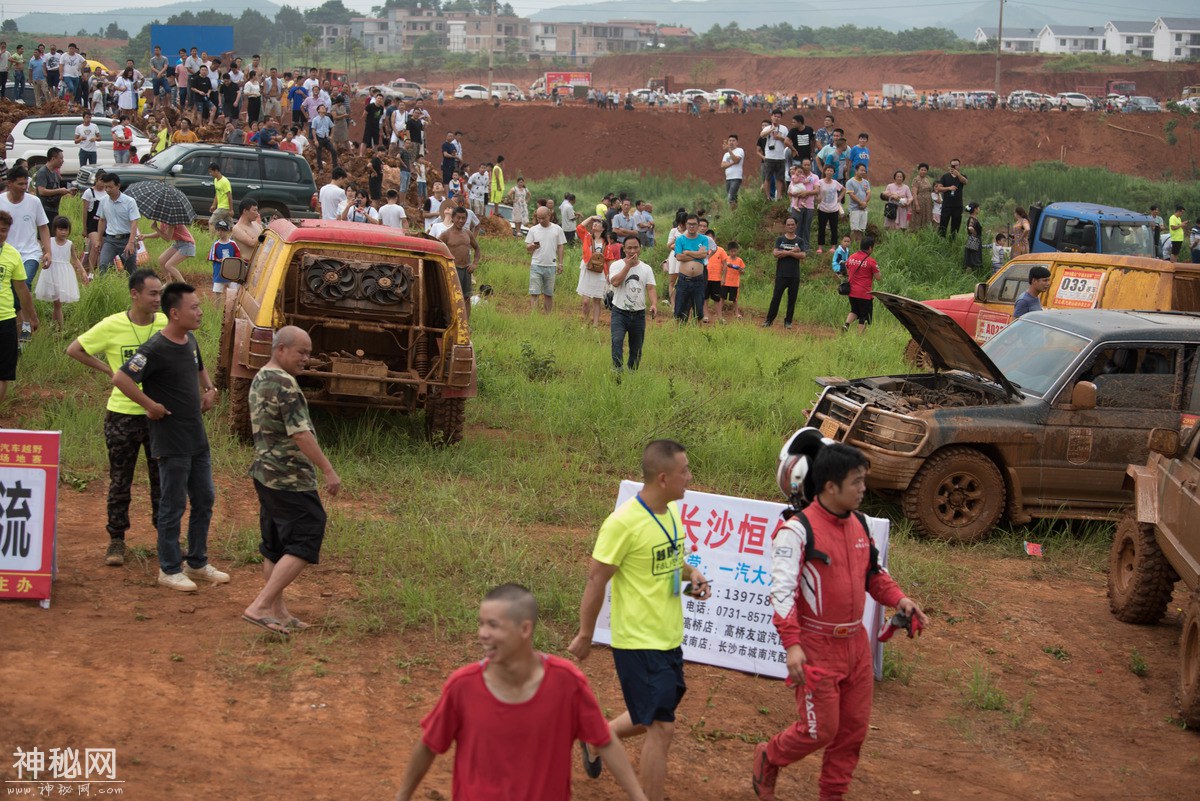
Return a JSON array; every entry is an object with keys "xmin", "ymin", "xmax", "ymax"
[
  {"xmin": 882, "ymin": 170, "xmax": 913, "ymax": 230},
  {"xmin": 140, "ymin": 222, "xmax": 195, "ymax": 282}
]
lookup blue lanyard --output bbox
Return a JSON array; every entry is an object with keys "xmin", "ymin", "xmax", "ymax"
[{"xmin": 636, "ymin": 494, "xmax": 677, "ymax": 550}]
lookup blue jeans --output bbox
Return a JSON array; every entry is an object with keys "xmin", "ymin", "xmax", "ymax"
[
  {"xmin": 611, "ymin": 307, "xmax": 646, "ymax": 370},
  {"xmin": 64, "ymin": 76, "xmax": 79, "ymax": 102},
  {"xmin": 13, "ymin": 258, "xmax": 38, "ymax": 314},
  {"xmin": 156, "ymin": 450, "xmax": 215, "ymax": 574},
  {"xmin": 674, "ymin": 274, "xmax": 706, "ymax": 322},
  {"xmin": 400, "ymin": 170, "xmax": 410, "ymax": 193},
  {"xmin": 11, "ymin": 71, "xmax": 24, "ymax": 101},
  {"xmin": 789, "ymin": 207, "xmax": 814, "ymax": 251}
]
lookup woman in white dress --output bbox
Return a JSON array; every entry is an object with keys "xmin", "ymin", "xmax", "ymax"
[{"xmin": 575, "ymin": 215, "xmax": 611, "ymax": 326}]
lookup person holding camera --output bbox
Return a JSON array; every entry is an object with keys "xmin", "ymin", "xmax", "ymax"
[{"xmin": 605, "ymin": 237, "xmax": 657, "ymax": 371}]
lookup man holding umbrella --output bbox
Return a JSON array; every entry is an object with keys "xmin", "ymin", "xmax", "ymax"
[{"xmin": 124, "ymin": 179, "xmax": 197, "ymax": 284}]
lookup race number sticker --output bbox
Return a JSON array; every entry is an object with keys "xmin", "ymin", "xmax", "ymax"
[
  {"xmin": 1054, "ymin": 268, "xmax": 1104, "ymax": 309},
  {"xmin": 975, "ymin": 310, "xmax": 1011, "ymax": 344}
]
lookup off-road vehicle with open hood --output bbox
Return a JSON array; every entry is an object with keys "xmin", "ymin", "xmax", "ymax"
[{"xmin": 806, "ymin": 293, "xmax": 1200, "ymax": 541}]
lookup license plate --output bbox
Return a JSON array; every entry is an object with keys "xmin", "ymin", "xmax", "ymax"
[{"xmin": 819, "ymin": 418, "xmax": 840, "ymax": 439}]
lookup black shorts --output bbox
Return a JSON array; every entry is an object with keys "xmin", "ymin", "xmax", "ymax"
[
  {"xmin": 612, "ymin": 647, "xmax": 686, "ymax": 726},
  {"xmin": 253, "ymin": 479, "xmax": 327, "ymax": 564},
  {"xmin": 1172, "ymin": 241, "xmax": 1183, "ymax": 256},
  {"xmin": 85, "ymin": 213, "xmax": 99, "ymax": 235},
  {"xmin": 362, "ymin": 127, "xmax": 379, "ymax": 147},
  {"xmin": 705, "ymin": 280, "xmax": 724, "ymax": 302},
  {"xmin": 723, "ymin": 285, "xmax": 739, "ymax": 301},
  {"xmin": 849, "ymin": 296, "xmax": 874, "ymax": 324},
  {"xmin": 0, "ymin": 318, "xmax": 16, "ymax": 381}
]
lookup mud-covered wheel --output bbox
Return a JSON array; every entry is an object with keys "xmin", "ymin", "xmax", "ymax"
[
  {"xmin": 229, "ymin": 377, "xmax": 253, "ymax": 444},
  {"xmin": 1180, "ymin": 589, "xmax": 1200, "ymax": 728},
  {"xmin": 425, "ymin": 397, "xmax": 465, "ymax": 446},
  {"xmin": 903, "ymin": 338, "xmax": 933, "ymax": 371},
  {"xmin": 903, "ymin": 446, "xmax": 1005, "ymax": 542},
  {"xmin": 1106, "ymin": 511, "xmax": 1177, "ymax": 624}
]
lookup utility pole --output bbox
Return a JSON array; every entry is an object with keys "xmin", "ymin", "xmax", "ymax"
[
  {"xmin": 487, "ymin": 0, "xmax": 496, "ymax": 99},
  {"xmin": 994, "ymin": 0, "xmax": 1004, "ymax": 100}
]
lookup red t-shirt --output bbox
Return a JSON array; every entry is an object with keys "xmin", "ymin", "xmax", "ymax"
[
  {"xmin": 421, "ymin": 654, "xmax": 612, "ymax": 801},
  {"xmin": 845, "ymin": 251, "xmax": 879, "ymax": 299}
]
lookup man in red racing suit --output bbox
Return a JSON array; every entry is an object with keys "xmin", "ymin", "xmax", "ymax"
[{"xmin": 754, "ymin": 442, "xmax": 928, "ymax": 801}]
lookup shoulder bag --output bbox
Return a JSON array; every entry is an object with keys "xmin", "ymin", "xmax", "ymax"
[{"xmin": 838, "ymin": 257, "xmax": 856, "ymax": 296}]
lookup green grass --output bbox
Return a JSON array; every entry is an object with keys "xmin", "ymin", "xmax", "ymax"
[
  {"xmin": 967, "ymin": 161, "xmax": 1200, "ymax": 210},
  {"xmin": 18, "ymin": 164, "xmax": 1186, "ymax": 642}
]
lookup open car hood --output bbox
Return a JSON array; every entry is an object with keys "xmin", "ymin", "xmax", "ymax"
[{"xmin": 874, "ymin": 291, "xmax": 1019, "ymax": 398}]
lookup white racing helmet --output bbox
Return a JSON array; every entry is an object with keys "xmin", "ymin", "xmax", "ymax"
[{"xmin": 776, "ymin": 427, "xmax": 835, "ymax": 505}]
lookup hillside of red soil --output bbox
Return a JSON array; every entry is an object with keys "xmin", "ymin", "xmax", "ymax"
[
  {"xmin": 373, "ymin": 51, "xmax": 1200, "ymax": 99},
  {"xmin": 414, "ymin": 103, "xmax": 1198, "ymax": 183}
]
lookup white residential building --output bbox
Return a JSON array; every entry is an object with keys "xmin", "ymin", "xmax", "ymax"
[
  {"xmin": 1105, "ymin": 20, "xmax": 1155, "ymax": 57},
  {"xmin": 973, "ymin": 26, "xmax": 1039, "ymax": 53},
  {"xmin": 350, "ymin": 17, "xmax": 401, "ymax": 54},
  {"xmin": 1152, "ymin": 17, "xmax": 1200, "ymax": 62},
  {"xmin": 1036, "ymin": 24, "xmax": 1105, "ymax": 54}
]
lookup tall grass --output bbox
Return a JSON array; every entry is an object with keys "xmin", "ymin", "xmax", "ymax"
[
  {"xmin": 967, "ymin": 161, "xmax": 1200, "ymax": 212},
  {"xmin": 525, "ymin": 170, "xmax": 724, "ymax": 222}
]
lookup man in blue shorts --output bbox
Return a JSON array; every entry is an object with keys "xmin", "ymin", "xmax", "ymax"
[{"xmin": 570, "ymin": 439, "xmax": 712, "ymax": 801}]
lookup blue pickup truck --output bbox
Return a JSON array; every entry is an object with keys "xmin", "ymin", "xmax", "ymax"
[{"xmin": 1029, "ymin": 202, "xmax": 1156, "ymax": 257}]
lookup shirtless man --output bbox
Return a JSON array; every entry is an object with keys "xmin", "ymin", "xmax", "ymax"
[
  {"xmin": 232, "ymin": 199, "xmax": 263, "ymax": 262},
  {"xmin": 438, "ymin": 206, "xmax": 480, "ymax": 318}
]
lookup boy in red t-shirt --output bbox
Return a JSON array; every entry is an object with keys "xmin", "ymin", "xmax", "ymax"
[
  {"xmin": 841, "ymin": 235, "xmax": 880, "ymax": 335},
  {"xmin": 394, "ymin": 584, "xmax": 649, "ymax": 801},
  {"xmin": 720, "ymin": 240, "xmax": 746, "ymax": 320}
]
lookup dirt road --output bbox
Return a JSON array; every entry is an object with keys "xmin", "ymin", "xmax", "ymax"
[{"xmin": 1, "ymin": 474, "xmax": 1196, "ymax": 800}]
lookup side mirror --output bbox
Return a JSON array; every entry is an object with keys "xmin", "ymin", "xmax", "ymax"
[
  {"xmin": 220, "ymin": 256, "xmax": 248, "ymax": 284},
  {"xmin": 170, "ymin": 163, "xmax": 183, "ymax": 175},
  {"xmin": 1070, "ymin": 380, "xmax": 1097, "ymax": 410},
  {"xmin": 974, "ymin": 282, "xmax": 988, "ymax": 303},
  {"xmin": 1148, "ymin": 428, "xmax": 1181, "ymax": 458}
]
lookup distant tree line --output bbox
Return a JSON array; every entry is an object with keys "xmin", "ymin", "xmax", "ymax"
[{"xmin": 689, "ymin": 22, "xmax": 971, "ymax": 52}]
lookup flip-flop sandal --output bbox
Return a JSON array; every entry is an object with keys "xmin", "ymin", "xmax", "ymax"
[
  {"xmin": 284, "ymin": 617, "xmax": 311, "ymax": 632},
  {"xmin": 242, "ymin": 614, "xmax": 290, "ymax": 637}
]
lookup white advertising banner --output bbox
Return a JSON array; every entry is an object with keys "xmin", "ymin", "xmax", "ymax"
[{"xmin": 592, "ymin": 481, "xmax": 890, "ymax": 681}]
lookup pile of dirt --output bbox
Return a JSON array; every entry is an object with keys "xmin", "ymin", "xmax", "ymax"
[
  {"xmin": 373, "ymin": 51, "xmax": 1200, "ymax": 99},
  {"xmin": 410, "ymin": 103, "xmax": 1196, "ymax": 183}
]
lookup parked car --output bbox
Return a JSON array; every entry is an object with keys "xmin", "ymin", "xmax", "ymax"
[
  {"xmin": 490, "ymin": 82, "xmax": 526, "ymax": 100},
  {"xmin": 357, "ymin": 84, "xmax": 405, "ymax": 101},
  {"xmin": 6, "ymin": 115, "xmax": 151, "ymax": 178},
  {"xmin": 389, "ymin": 79, "xmax": 428, "ymax": 99},
  {"xmin": 1122, "ymin": 96, "xmax": 1162, "ymax": 113},
  {"xmin": 630, "ymin": 88, "xmax": 654, "ymax": 103},
  {"xmin": 714, "ymin": 88, "xmax": 745, "ymax": 102},
  {"xmin": 1006, "ymin": 89, "xmax": 1042, "ymax": 107},
  {"xmin": 82, "ymin": 143, "xmax": 317, "ymax": 222},
  {"xmin": 453, "ymin": 83, "xmax": 491, "ymax": 100},
  {"xmin": 805, "ymin": 293, "xmax": 1200, "ymax": 541},
  {"xmin": 680, "ymin": 88, "xmax": 714, "ymax": 104},
  {"xmin": 215, "ymin": 219, "xmax": 475, "ymax": 444},
  {"xmin": 1107, "ymin": 425, "xmax": 1200, "ymax": 727},
  {"xmin": 1056, "ymin": 92, "xmax": 1093, "ymax": 109}
]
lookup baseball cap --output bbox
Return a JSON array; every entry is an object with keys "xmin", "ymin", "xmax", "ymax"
[{"xmin": 215, "ymin": 219, "xmax": 231, "ymax": 230}]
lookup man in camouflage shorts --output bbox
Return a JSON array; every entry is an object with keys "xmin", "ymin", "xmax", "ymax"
[{"xmin": 241, "ymin": 326, "xmax": 341, "ymax": 637}]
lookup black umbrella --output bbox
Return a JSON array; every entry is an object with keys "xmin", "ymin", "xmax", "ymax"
[{"xmin": 124, "ymin": 181, "xmax": 195, "ymax": 226}]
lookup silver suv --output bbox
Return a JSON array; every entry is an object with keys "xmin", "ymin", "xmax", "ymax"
[{"xmin": 6, "ymin": 115, "xmax": 151, "ymax": 178}]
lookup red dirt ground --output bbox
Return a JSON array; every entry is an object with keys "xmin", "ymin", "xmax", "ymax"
[
  {"xmin": 407, "ymin": 103, "xmax": 1198, "ymax": 183},
  {"xmin": 374, "ymin": 51, "xmax": 1200, "ymax": 98},
  {"xmin": 1, "ymin": 464, "xmax": 1197, "ymax": 800}
]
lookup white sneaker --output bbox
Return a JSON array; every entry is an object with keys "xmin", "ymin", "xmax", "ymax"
[
  {"xmin": 183, "ymin": 564, "xmax": 231, "ymax": 584},
  {"xmin": 158, "ymin": 570, "xmax": 198, "ymax": 592}
]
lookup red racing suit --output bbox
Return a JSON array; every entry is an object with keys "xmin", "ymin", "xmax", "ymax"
[{"xmin": 765, "ymin": 500, "xmax": 907, "ymax": 801}]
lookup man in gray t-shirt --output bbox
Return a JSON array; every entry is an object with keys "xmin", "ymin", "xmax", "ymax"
[
  {"xmin": 523, "ymin": 206, "xmax": 566, "ymax": 313},
  {"xmin": 845, "ymin": 164, "xmax": 871, "ymax": 243}
]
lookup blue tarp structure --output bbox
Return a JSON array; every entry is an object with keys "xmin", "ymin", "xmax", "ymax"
[{"xmin": 150, "ymin": 25, "xmax": 235, "ymax": 59}]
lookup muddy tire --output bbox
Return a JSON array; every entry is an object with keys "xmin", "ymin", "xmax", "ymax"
[
  {"xmin": 1106, "ymin": 511, "xmax": 1176, "ymax": 624},
  {"xmin": 425, "ymin": 397, "xmax": 465, "ymax": 447},
  {"xmin": 903, "ymin": 338, "xmax": 933, "ymax": 371},
  {"xmin": 229, "ymin": 377, "xmax": 253, "ymax": 444},
  {"xmin": 1180, "ymin": 589, "xmax": 1200, "ymax": 728},
  {"xmin": 902, "ymin": 446, "xmax": 1005, "ymax": 542}
]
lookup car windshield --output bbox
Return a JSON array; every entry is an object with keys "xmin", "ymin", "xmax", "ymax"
[
  {"xmin": 1101, "ymin": 222, "xmax": 1155, "ymax": 256},
  {"xmin": 982, "ymin": 319, "xmax": 1090, "ymax": 396},
  {"xmin": 140, "ymin": 144, "xmax": 190, "ymax": 168}
]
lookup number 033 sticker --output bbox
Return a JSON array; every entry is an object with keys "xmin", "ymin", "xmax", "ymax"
[{"xmin": 1053, "ymin": 268, "xmax": 1103, "ymax": 309}]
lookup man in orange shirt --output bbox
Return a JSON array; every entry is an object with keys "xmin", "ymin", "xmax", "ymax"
[{"xmin": 172, "ymin": 118, "xmax": 199, "ymax": 144}]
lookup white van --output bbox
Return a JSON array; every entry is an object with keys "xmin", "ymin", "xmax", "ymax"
[{"xmin": 491, "ymin": 82, "xmax": 526, "ymax": 100}]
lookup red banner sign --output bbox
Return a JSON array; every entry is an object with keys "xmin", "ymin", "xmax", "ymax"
[
  {"xmin": 545, "ymin": 71, "xmax": 592, "ymax": 88},
  {"xmin": 0, "ymin": 430, "xmax": 59, "ymax": 606}
]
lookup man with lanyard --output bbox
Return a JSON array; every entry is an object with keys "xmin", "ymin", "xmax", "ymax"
[
  {"xmin": 570, "ymin": 440, "xmax": 711, "ymax": 801},
  {"xmin": 66, "ymin": 270, "xmax": 167, "ymax": 567}
]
